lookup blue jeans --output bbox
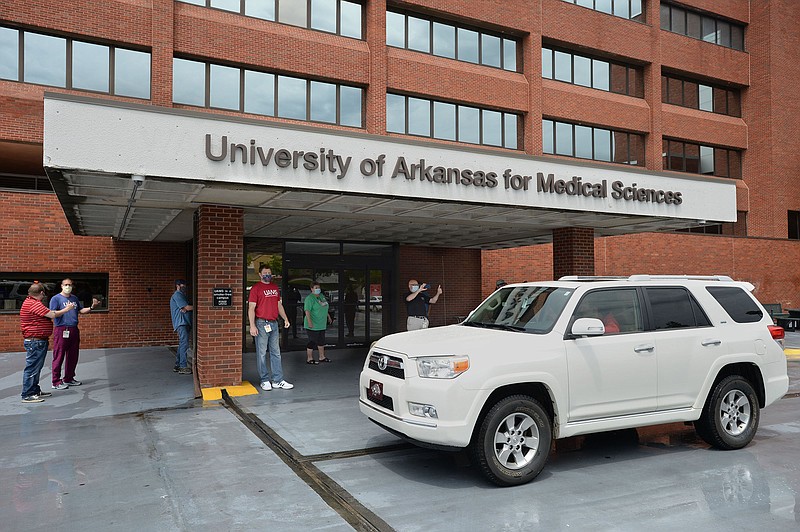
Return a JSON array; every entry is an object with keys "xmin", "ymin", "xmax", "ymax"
[
  {"xmin": 255, "ymin": 318, "xmax": 283, "ymax": 384},
  {"xmin": 22, "ymin": 339, "xmax": 48, "ymax": 398},
  {"xmin": 175, "ymin": 325, "xmax": 190, "ymax": 368}
]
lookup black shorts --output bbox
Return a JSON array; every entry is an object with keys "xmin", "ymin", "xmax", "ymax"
[{"xmin": 306, "ymin": 329, "xmax": 326, "ymax": 349}]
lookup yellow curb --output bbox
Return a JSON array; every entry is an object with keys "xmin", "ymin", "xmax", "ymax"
[
  {"xmin": 201, "ymin": 381, "xmax": 259, "ymax": 401},
  {"xmin": 785, "ymin": 349, "xmax": 800, "ymax": 359}
]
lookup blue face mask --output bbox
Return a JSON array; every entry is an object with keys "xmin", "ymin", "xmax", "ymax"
[
  {"xmin": 313, "ymin": 288, "xmax": 321, "ymax": 295},
  {"xmin": 261, "ymin": 274, "xmax": 272, "ymax": 283},
  {"xmin": 410, "ymin": 285, "xmax": 419, "ymax": 293}
]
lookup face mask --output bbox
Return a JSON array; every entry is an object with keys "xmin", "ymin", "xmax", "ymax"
[
  {"xmin": 313, "ymin": 288, "xmax": 321, "ymax": 295},
  {"xmin": 261, "ymin": 274, "xmax": 272, "ymax": 283},
  {"xmin": 63, "ymin": 286, "xmax": 73, "ymax": 295},
  {"xmin": 410, "ymin": 285, "xmax": 419, "ymax": 293}
]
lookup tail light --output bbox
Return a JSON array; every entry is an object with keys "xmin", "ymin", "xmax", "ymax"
[{"xmin": 768, "ymin": 325, "xmax": 785, "ymax": 349}]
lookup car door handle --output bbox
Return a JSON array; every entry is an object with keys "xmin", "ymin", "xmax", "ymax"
[
  {"xmin": 634, "ymin": 343, "xmax": 655, "ymax": 353},
  {"xmin": 701, "ymin": 338, "xmax": 722, "ymax": 346}
]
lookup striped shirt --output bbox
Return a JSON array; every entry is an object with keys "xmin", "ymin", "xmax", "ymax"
[{"xmin": 20, "ymin": 296, "xmax": 53, "ymax": 339}]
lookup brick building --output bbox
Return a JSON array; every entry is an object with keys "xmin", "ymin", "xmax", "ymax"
[{"xmin": 1, "ymin": 0, "xmax": 797, "ymax": 390}]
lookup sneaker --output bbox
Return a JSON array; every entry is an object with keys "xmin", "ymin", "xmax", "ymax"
[
  {"xmin": 37, "ymin": 391, "xmax": 52, "ymax": 397},
  {"xmin": 259, "ymin": 381, "xmax": 272, "ymax": 391},
  {"xmin": 272, "ymin": 380, "xmax": 294, "ymax": 390},
  {"xmin": 173, "ymin": 365, "xmax": 180, "ymax": 373},
  {"xmin": 64, "ymin": 379, "xmax": 82, "ymax": 386},
  {"xmin": 177, "ymin": 367, "xmax": 192, "ymax": 375},
  {"xmin": 22, "ymin": 395, "xmax": 44, "ymax": 403},
  {"xmin": 52, "ymin": 383, "xmax": 69, "ymax": 390}
]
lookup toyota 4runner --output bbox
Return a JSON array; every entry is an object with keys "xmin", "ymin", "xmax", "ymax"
[{"xmin": 359, "ymin": 275, "xmax": 789, "ymax": 486}]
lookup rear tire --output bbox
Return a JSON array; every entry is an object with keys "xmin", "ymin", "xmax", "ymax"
[
  {"xmin": 695, "ymin": 376, "xmax": 759, "ymax": 450},
  {"xmin": 470, "ymin": 395, "xmax": 552, "ymax": 487}
]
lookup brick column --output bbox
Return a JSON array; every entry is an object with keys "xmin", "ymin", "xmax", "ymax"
[
  {"xmin": 553, "ymin": 227, "xmax": 595, "ymax": 279},
  {"xmin": 196, "ymin": 205, "xmax": 243, "ymax": 388}
]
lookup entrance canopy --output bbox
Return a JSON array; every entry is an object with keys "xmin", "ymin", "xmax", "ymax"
[{"xmin": 43, "ymin": 94, "xmax": 736, "ymax": 249}]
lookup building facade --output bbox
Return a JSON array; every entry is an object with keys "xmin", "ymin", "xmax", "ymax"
[{"xmin": 1, "ymin": 0, "xmax": 797, "ymax": 389}]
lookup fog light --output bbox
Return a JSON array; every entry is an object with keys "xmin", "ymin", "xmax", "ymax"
[{"xmin": 408, "ymin": 402, "xmax": 438, "ymax": 419}]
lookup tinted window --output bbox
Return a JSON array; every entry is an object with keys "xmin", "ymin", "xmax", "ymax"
[
  {"xmin": 572, "ymin": 289, "xmax": 643, "ymax": 334},
  {"xmin": 706, "ymin": 286, "xmax": 763, "ymax": 323},
  {"xmin": 647, "ymin": 287, "xmax": 709, "ymax": 329}
]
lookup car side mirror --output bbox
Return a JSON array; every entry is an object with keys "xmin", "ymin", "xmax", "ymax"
[{"xmin": 571, "ymin": 318, "xmax": 605, "ymax": 337}]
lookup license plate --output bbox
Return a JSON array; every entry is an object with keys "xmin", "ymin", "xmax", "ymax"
[{"xmin": 368, "ymin": 379, "xmax": 383, "ymax": 402}]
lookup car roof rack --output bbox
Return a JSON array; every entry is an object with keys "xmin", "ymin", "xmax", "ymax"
[
  {"xmin": 558, "ymin": 276, "xmax": 628, "ymax": 281},
  {"xmin": 559, "ymin": 275, "xmax": 736, "ymax": 282}
]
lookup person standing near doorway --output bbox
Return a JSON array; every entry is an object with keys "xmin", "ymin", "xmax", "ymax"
[
  {"xmin": 50, "ymin": 278, "xmax": 98, "ymax": 390},
  {"xmin": 20, "ymin": 283, "xmax": 75, "ymax": 403},
  {"xmin": 248, "ymin": 266, "xmax": 293, "ymax": 391},
  {"xmin": 170, "ymin": 280, "xmax": 193, "ymax": 374},
  {"xmin": 344, "ymin": 283, "xmax": 357, "ymax": 337},
  {"xmin": 405, "ymin": 279, "xmax": 443, "ymax": 331},
  {"xmin": 304, "ymin": 282, "xmax": 333, "ymax": 364}
]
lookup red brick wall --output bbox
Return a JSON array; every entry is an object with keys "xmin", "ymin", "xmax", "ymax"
[
  {"xmin": 195, "ymin": 205, "xmax": 243, "ymax": 388},
  {"xmin": 553, "ymin": 227, "xmax": 595, "ymax": 279},
  {"xmin": 0, "ymin": 191, "xmax": 187, "ymax": 352},
  {"xmin": 483, "ymin": 233, "xmax": 800, "ymax": 309},
  {"xmin": 398, "ymin": 246, "xmax": 482, "ymax": 328}
]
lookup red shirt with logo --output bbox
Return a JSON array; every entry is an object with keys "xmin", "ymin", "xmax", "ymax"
[
  {"xmin": 20, "ymin": 296, "xmax": 53, "ymax": 338},
  {"xmin": 248, "ymin": 282, "xmax": 281, "ymax": 320}
]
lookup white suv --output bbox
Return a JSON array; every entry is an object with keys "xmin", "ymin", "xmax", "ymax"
[{"xmin": 359, "ymin": 275, "xmax": 789, "ymax": 486}]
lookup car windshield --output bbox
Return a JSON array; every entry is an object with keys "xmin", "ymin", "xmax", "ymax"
[{"xmin": 464, "ymin": 286, "xmax": 574, "ymax": 333}]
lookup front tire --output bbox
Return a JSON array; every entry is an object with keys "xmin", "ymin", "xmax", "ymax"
[
  {"xmin": 470, "ymin": 395, "xmax": 552, "ymax": 487},
  {"xmin": 695, "ymin": 376, "xmax": 760, "ymax": 450}
]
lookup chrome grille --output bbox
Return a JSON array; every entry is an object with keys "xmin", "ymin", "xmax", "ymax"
[{"xmin": 368, "ymin": 351, "xmax": 405, "ymax": 379}]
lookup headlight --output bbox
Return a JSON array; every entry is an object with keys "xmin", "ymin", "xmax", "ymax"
[{"xmin": 416, "ymin": 356, "xmax": 469, "ymax": 379}]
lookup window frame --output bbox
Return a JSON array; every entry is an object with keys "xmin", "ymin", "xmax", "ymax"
[
  {"xmin": 542, "ymin": 46, "xmax": 643, "ymax": 98},
  {"xmin": 661, "ymin": 73, "xmax": 741, "ymax": 117},
  {"xmin": 661, "ymin": 3, "xmax": 745, "ymax": 51},
  {"xmin": 543, "ymin": 118, "xmax": 644, "ymax": 166},
  {"xmin": 0, "ymin": 273, "xmax": 110, "ymax": 314},
  {"xmin": 662, "ymin": 138, "xmax": 742, "ymax": 178}
]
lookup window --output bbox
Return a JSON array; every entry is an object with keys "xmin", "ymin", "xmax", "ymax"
[
  {"xmin": 573, "ymin": 289, "xmax": 643, "ymax": 334},
  {"xmin": 0, "ymin": 274, "xmax": 109, "ymax": 313},
  {"xmin": 662, "ymin": 139, "xmax": 741, "ymax": 178},
  {"xmin": 542, "ymin": 47, "xmax": 643, "ymax": 97},
  {"xmin": 661, "ymin": 3, "xmax": 745, "ymax": 51},
  {"xmin": 706, "ymin": 286, "xmax": 762, "ymax": 323},
  {"xmin": 543, "ymin": 119, "xmax": 644, "ymax": 165},
  {"xmin": 0, "ymin": 175, "xmax": 53, "ymax": 192},
  {"xmin": 0, "ymin": 26, "xmax": 150, "ymax": 98},
  {"xmin": 647, "ymin": 287, "xmax": 711, "ymax": 329},
  {"xmin": 387, "ymin": 94, "xmax": 519, "ymax": 149},
  {"xmin": 562, "ymin": 0, "xmax": 645, "ymax": 22},
  {"xmin": 789, "ymin": 211, "xmax": 800, "ymax": 240},
  {"xmin": 179, "ymin": 0, "xmax": 363, "ymax": 39},
  {"xmin": 173, "ymin": 58, "xmax": 363, "ymax": 127},
  {"xmin": 386, "ymin": 10, "xmax": 519, "ymax": 72},
  {"xmin": 662, "ymin": 74, "xmax": 741, "ymax": 117}
]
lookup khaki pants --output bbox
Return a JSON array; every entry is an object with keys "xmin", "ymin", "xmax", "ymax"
[{"xmin": 407, "ymin": 316, "xmax": 429, "ymax": 331}]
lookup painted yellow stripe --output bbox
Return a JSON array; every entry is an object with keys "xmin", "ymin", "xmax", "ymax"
[
  {"xmin": 785, "ymin": 349, "xmax": 800, "ymax": 359},
  {"xmin": 201, "ymin": 381, "xmax": 259, "ymax": 401}
]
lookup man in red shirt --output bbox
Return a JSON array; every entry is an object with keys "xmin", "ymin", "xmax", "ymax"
[
  {"xmin": 20, "ymin": 283, "xmax": 75, "ymax": 403},
  {"xmin": 247, "ymin": 266, "xmax": 293, "ymax": 391}
]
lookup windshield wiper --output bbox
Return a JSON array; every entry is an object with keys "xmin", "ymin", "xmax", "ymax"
[{"xmin": 464, "ymin": 322, "xmax": 526, "ymax": 331}]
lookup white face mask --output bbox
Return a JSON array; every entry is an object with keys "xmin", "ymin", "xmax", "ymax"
[
  {"xmin": 62, "ymin": 286, "xmax": 73, "ymax": 295},
  {"xmin": 410, "ymin": 285, "xmax": 419, "ymax": 293}
]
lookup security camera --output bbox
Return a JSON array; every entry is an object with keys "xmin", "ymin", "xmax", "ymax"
[
  {"xmin": 131, "ymin": 174, "xmax": 145, "ymax": 185},
  {"xmin": 697, "ymin": 219, "xmax": 707, "ymax": 226}
]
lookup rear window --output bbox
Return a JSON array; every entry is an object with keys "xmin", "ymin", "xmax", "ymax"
[
  {"xmin": 706, "ymin": 286, "xmax": 763, "ymax": 323},
  {"xmin": 646, "ymin": 287, "xmax": 712, "ymax": 329}
]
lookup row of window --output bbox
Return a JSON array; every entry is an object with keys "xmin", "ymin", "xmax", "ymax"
[
  {"xmin": 561, "ymin": 0, "xmax": 645, "ymax": 22},
  {"xmin": 0, "ymin": 274, "xmax": 109, "ymax": 313},
  {"xmin": 660, "ymin": 3, "xmax": 744, "ymax": 51},
  {"xmin": 661, "ymin": 75, "xmax": 741, "ymax": 117},
  {"xmin": 0, "ymin": 27, "xmax": 150, "ymax": 99},
  {"xmin": 386, "ymin": 11, "xmax": 517, "ymax": 72},
  {"xmin": 173, "ymin": 58, "xmax": 363, "ymax": 127},
  {"xmin": 543, "ymin": 119, "xmax": 644, "ymax": 166},
  {"xmin": 386, "ymin": 94, "xmax": 518, "ymax": 150},
  {"xmin": 178, "ymin": 0, "xmax": 362, "ymax": 39},
  {"xmin": 542, "ymin": 47, "xmax": 643, "ymax": 98},
  {"xmin": 662, "ymin": 139, "xmax": 741, "ymax": 178}
]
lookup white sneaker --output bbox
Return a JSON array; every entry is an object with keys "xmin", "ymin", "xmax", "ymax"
[
  {"xmin": 272, "ymin": 380, "xmax": 294, "ymax": 390},
  {"xmin": 260, "ymin": 381, "xmax": 272, "ymax": 391}
]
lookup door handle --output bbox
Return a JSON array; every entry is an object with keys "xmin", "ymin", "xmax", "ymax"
[
  {"xmin": 634, "ymin": 343, "xmax": 655, "ymax": 353},
  {"xmin": 701, "ymin": 338, "xmax": 722, "ymax": 346}
]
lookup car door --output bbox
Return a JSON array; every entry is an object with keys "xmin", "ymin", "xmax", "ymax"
[
  {"xmin": 564, "ymin": 288, "xmax": 657, "ymax": 422},
  {"xmin": 644, "ymin": 286, "xmax": 721, "ymax": 410}
]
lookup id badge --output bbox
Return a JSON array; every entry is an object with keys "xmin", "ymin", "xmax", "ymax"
[
  {"xmin": 63, "ymin": 329, "xmax": 70, "ymax": 339},
  {"xmin": 264, "ymin": 323, "xmax": 272, "ymax": 333}
]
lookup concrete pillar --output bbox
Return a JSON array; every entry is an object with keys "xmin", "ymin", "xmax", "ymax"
[
  {"xmin": 196, "ymin": 205, "xmax": 243, "ymax": 388},
  {"xmin": 553, "ymin": 227, "xmax": 595, "ymax": 279}
]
